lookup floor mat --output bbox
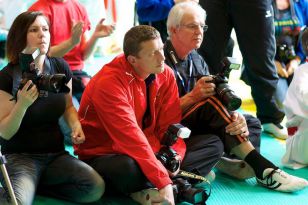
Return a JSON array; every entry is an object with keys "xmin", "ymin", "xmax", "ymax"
[
  {"xmin": 206, "ymin": 133, "xmax": 308, "ymax": 205},
  {"xmin": 33, "ymin": 133, "xmax": 308, "ymax": 205}
]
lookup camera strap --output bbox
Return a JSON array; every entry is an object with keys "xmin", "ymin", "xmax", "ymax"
[
  {"xmin": 11, "ymin": 64, "xmax": 22, "ymax": 100},
  {"xmin": 177, "ymin": 170, "xmax": 212, "ymax": 199},
  {"xmin": 178, "ymin": 170, "xmax": 211, "ymax": 185},
  {"xmin": 170, "ymin": 53, "xmax": 193, "ymax": 94}
]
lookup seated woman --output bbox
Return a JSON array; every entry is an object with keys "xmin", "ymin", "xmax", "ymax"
[
  {"xmin": 282, "ymin": 27, "xmax": 308, "ymax": 169},
  {"xmin": 0, "ymin": 11, "xmax": 104, "ymax": 205}
]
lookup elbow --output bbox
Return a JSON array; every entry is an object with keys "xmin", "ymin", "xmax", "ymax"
[
  {"xmin": 0, "ymin": 126, "xmax": 18, "ymax": 141},
  {"xmin": 80, "ymin": 49, "xmax": 88, "ymax": 61},
  {"xmin": 0, "ymin": 131, "xmax": 13, "ymax": 141}
]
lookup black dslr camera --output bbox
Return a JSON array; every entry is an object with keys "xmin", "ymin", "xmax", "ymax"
[
  {"xmin": 205, "ymin": 57, "xmax": 242, "ymax": 111},
  {"xmin": 17, "ymin": 49, "xmax": 69, "ymax": 98},
  {"xmin": 156, "ymin": 124, "xmax": 209, "ymax": 204},
  {"xmin": 172, "ymin": 177, "xmax": 209, "ymax": 205},
  {"xmin": 275, "ymin": 35, "xmax": 297, "ymax": 65},
  {"xmin": 156, "ymin": 124, "xmax": 190, "ymax": 172}
]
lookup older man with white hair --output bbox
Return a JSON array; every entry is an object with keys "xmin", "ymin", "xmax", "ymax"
[{"xmin": 164, "ymin": 1, "xmax": 308, "ymax": 192}]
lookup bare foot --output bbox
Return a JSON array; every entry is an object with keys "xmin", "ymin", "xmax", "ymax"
[
  {"xmin": 130, "ymin": 188, "xmax": 160, "ymax": 205},
  {"xmin": 215, "ymin": 157, "xmax": 255, "ymax": 180}
]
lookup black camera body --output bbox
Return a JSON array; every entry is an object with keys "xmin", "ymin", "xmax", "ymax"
[
  {"xmin": 18, "ymin": 49, "xmax": 69, "ymax": 97},
  {"xmin": 276, "ymin": 44, "xmax": 296, "ymax": 64},
  {"xmin": 156, "ymin": 146, "xmax": 180, "ymax": 173},
  {"xmin": 156, "ymin": 124, "xmax": 209, "ymax": 204},
  {"xmin": 207, "ymin": 57, "xmax": 242, "ymax": 111},
  {"xmin": 173, "ymin": 177, "xmax": 209, "ymax": 205},
  {"xmin": 156, "ymin": 124, "xmax": 190, "ymax": 172},
  {"xmin": 18, "ymin": 67, "xmax": 68, "ymax": 95},
  {"xmin": 275, "ymin": 34, "xmax": 297, "ymax": 65}
]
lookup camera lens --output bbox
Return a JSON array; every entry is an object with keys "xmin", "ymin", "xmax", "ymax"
[
  {"xmin": 216, "ymin": 84, "xmax": 242, "ymax": 111},
  {"xmin": 38, "ymin": 74, "xmax": 66, "ymax": 93}
]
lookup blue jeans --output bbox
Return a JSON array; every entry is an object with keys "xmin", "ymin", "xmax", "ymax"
[
  {"xmin": 274, "ymin": 77, "xmax": 289, "ymax": 110},
  {"xmin": 0, "ymin": 151, "xmax": 104, "ymax": 205}
]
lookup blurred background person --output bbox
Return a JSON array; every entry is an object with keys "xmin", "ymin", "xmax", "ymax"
[
  {"xmin": 281, "ymin": 27, "xmax": 308, "ymax": 170},
  {"xmin": 272, "ymin": 0, "xmax": 308, "ymax": 109},
  {"xmin": 28, "ymin": 0, "xmax": 115, "ymax": 103},
  {"xmin": 198, "ymin": 0, "xmax": 288, "ymax": 139}
]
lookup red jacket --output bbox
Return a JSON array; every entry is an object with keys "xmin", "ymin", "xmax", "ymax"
[{"xmin": 75, "ymin": 54, "xmax": 186, "ymax": 189}]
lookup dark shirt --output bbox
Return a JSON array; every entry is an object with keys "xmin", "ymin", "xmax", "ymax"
[
  {"xmin": 164, "ymin": 40, "xmax": 209, "ymax": 97},
  {"xmin": 0, "ymin": 57, "xmax": 72, "ymax": 154}
]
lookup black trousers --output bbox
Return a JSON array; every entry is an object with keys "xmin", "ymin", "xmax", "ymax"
[
  {"xmin": 139, "ymin": 19, "xmax": 168, "ymax": 43},
  {"xmin": 198, "ymin": 0, "xmax": 285, "ymax": 124},
  {"xmin": 182, "ymin": 96, "xmax": 261, "ymax": 154},
  {"xmin": 85, "ymin": 134, "xmax": 223, "ymax": 194}
]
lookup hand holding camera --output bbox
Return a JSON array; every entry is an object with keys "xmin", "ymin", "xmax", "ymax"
[
  {"xmin": 194, "ymin": 57, "xmax": 242, "ymax": 111},
  {"xmin": 16, "ymin": 80, "xmax": 39, "ymax": 109},
  {"xmin": 274, "ymin": 60, "xmax": 289, "ymax": 78},
  {"xmin": 190, "ymin": 75, "xmax": 216, "ymax": 102},
  {"xmin": 11, "ymin": 48, "xmax": 70, "ymax": 101}
]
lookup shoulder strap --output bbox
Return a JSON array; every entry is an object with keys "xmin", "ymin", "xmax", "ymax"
[
  {"xmin": 11, "ymin": 64, "xmax": 22, "ymax": 98},
  {"xmin": 48, "ymin": 57, "xmax": 62, "ymax": 73}
]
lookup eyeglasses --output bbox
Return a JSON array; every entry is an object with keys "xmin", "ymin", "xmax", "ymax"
[{"xmin": 179, "ymin": 23, "xmax": 208, "ymax": 32}]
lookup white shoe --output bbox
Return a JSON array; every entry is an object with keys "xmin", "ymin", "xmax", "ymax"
[
  {"xmin": 262, "ymin": 123, "xmax": 288, "ymax": 140},
  {"xmin": 130, "ymin": 188, "xmax": 160, "ymax": 205},
  {"xmin": 256, "ymin": 168, "xmax": 308, "ymax": 192}
]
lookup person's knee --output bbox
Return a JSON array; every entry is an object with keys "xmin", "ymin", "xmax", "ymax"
[
  {"xmin": 183, "ymin": 134, "xmax": 224, "ymax": 174},
  {"xmin": 215, "ymin": 138, "xmax": 224, "ymax": 158},
  {"xmin": 13, "ymin": 181, "xmax": 36, "ymax": 205},
  {"xmin": 84, "ymin": 174, "xmax": 105, "ymax": 203},
  {"xmin": 68, "ymin": 161, "xmax": 105, "ymax": 203},
  {"xmin": 114, "ymin": 156, "xmax": 151, "ymax": 193},
  {"xmin": 201, "ymin": 134, "xmax": 224, "ymax": 158},
  {"xmin": 245, "ymin": 114, "xmax": 262, "ymax": 133}
]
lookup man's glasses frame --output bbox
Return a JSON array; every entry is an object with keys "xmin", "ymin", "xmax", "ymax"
[{"xmin": 179, "ymin": 23, "xmax": 208, "ymax": 32}]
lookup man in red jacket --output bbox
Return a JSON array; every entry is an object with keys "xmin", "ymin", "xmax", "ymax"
[{"xmin": 74, "ymin": 25, "xmax": 223, "ymax": 205}]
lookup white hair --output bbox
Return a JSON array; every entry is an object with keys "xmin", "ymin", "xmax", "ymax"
[{"xmin": 167, "ymin": 2, "xmax": 206, "ymax": 36}]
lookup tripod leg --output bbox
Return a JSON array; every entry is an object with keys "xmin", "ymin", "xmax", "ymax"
[{"xmin": 0, "ymin": 164, "xmax": 18, "ymax": 205}]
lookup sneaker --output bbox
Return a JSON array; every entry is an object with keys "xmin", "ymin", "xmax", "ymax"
[
  {"xmin": 130, "ymin": 188, "xmax": 160, "ymax": 205},
  {"xmin": 256, "ymin": 168, "xmax": 308, "ymax": 192},
  {"xmin": 262, "ymin": 123, "xmax": 288, "ymax": 140}
]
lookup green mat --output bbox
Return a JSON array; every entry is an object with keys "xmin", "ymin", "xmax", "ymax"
[
  {"xmin": 206, "ymin": 133, "xmax": 308, "ymax": 205},
  {"xmin": 33, "ymin": 133, "xmax": 308, "ymax": 205}
]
